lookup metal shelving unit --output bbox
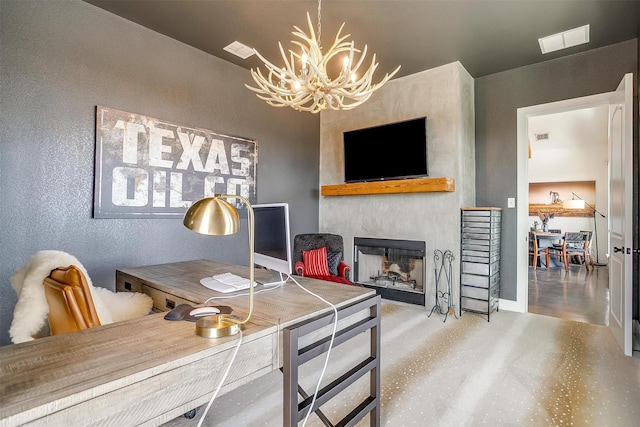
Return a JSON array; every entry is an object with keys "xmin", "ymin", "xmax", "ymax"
[{"xmin": 460, "ymin": 207, "xmax": 502, "ymax": 321}]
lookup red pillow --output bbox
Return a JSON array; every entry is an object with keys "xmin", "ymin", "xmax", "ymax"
[{"xmin": 303, "ymin": 247, "xmax": 330, "ymax": 276}]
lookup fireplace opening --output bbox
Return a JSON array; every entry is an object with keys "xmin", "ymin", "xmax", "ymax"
[{"xmin": 354, "ymin": 237, "xmax": 426, "ymax": 305}]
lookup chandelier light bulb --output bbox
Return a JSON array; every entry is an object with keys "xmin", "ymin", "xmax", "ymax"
[{"xmin": 245, "ymin": 2, "xmax": 400, "ymax": 114}]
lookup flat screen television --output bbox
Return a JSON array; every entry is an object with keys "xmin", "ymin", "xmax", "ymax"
[
  {"xmin": 343, "ymin": 117, "xmax": 428, "ymax": 183},
  {"xmin": 252, "ymin": 203, "xmax": 292, "ymax": 285}
]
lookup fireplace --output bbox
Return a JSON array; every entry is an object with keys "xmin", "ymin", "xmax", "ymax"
[{"xmin": 353, "ymin": 237, "xmax": 426, "ymax": 305}]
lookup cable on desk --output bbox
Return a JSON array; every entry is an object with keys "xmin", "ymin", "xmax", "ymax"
[
  {"xmin": 200, "ymin": 273, "xmax": 338, "ymax": 426},
  {"xmin": 196, "ymin": 276, "xmax": 288, "ymax": 423},
  {"xmin": 197, "ymin": 330, "xmax": 244, "ymax": 427},
  {"xmin": 289, "ymin": 275, "xmax": 338, "ymax": 427}
]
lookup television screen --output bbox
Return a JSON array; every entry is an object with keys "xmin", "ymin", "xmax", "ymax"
[{"xmin": 343, "ymin": 117, "xmax": 428, "ymax": 183}]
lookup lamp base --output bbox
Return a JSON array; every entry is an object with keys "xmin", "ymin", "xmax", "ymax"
[{"xmin": 195, "ymin": 314, "xmax": 244, "ymax": 338}]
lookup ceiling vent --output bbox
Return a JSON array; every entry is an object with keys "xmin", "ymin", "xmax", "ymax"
[
  {"xmin": 539, "ymin": 25, "xmax": 590, "ymax": 54},
  {"xmin": 223, "ymin": 41, "xmax": 255, "ymax": 59}
]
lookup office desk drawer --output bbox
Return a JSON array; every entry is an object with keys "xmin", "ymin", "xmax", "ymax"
[
  {"xmin": 142, "ymin": 285, "xmax": 196, "ymax": 312},
  {"xmin": 117, "ymin": 273, "xmax": 196, "ymax": 312},
  {"xmin": 116, "ymin": 274, "xmax": 144, "ymax": 293}
]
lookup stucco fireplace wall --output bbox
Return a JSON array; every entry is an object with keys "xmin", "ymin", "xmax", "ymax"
[{"xmin": 319, "ymin": 61, "xmax": 476, "ymax": 308}]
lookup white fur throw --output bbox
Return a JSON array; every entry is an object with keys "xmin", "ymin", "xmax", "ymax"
[{"xmin": 9, "ymin": 250, "xmax": 153, "ymax": 344}]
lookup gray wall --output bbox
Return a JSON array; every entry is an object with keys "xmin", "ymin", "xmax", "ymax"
[
  {"xmin": 475, "ymin": 39, "xmax": 638, "ymax": 301},
  {"xmin": 0, "ymin": 1, "xmax": 319, "ymax": 345}
]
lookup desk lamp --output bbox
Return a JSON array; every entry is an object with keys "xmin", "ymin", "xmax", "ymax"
[{"xmin": 183, "ymin": 194, "xmax": 254, "ymax": 337}]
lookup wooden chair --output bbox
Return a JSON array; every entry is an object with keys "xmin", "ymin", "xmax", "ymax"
[
  {"xmin": 581, "ymin": 230, "xmax": 595, "ymax": 266},
  {"xmin": 43, "ymin": 265, "xmax": 101, "ymax": 335},
  {"xmin": 555, "ymin": 232, "xmax": 590, "ymax": 272},
  {"xmin": 529, "ymin": 232, "xmax": 549, "ymax": 270}
]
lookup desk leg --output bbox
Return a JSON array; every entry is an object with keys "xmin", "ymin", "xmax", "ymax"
[{"xmin": 283, "ymin": 295, "xmax": 381, "ymax": 427}]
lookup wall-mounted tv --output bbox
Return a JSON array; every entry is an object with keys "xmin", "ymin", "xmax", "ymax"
[{"xmin": 343, "ymin": 117, "xmax": 428, "ymax": 183}]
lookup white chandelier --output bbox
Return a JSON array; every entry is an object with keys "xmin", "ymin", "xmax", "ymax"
[{"xmin": 245, "ymin": 0, "xmax": 400, "ymax": 114}]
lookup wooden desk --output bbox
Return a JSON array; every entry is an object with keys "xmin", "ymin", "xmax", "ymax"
[{"xmin": 0, "ymin": 260, "xmax": 379, "ymax": 426}]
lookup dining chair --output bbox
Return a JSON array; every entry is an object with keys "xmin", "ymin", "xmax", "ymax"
[
  {"xmin": 555, "ymin": 232, "xmax": 590, "ymax": 272},
  {"xmin": 529, "ymin": 232, "xmax": 549, "ymax": 270},
  {"xmin": 580, "ymin": 230, "xmax": 595, "ymax": 267}
]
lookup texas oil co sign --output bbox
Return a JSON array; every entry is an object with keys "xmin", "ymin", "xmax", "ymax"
[{"xmin": 94, "ymin": 106, "xmax": 257, "ymax": 218}]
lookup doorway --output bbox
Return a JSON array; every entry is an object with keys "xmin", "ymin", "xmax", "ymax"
[
  {"xmin": 526, "ymin": 105, "xmax": 610, "ymax": 325},
  {"xmin": 515, "ymin": 92, "xmax": 613, "ymax": 316}
]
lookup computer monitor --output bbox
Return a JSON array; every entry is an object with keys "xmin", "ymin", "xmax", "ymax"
[{"xmin": 252, "ymin": 203, "xmax": 292, "ymax": 285}]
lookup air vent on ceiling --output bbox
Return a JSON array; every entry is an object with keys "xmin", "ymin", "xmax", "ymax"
[
  {"xmin": 223, "ymin": 41, "xmax": 255, "ymax": 59},
  {"xmin": 538, "ymin": 25, "xmax": 590, "ymax": 54},
  {"xmin": 534, "ymin": 133, "xmax": 549, "ymax": 141}
]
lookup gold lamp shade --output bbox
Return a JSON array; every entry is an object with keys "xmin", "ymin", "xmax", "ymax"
[{"xmin": 183, "ymin": 197, "xmax": 240, "ymax": 236}]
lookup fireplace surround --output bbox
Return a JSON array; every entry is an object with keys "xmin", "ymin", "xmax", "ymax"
[{"xmin": 353, "ymin": 237, "xmax": 426, "ymax": 305}]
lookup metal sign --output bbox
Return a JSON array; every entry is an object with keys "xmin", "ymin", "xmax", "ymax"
[{"xmin": 94, "ymin": 106, "xmax": 257, "ymax": 218}]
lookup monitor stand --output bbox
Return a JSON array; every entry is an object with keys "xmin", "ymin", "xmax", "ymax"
[{"xmin": 258, "ymin": 270, "xmax": 287, "ymax": 287}]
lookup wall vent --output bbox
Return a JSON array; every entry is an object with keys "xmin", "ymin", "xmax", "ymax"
[{"xmin": 534, "ymin": 133, "xmax": 549, "ymax": 141}]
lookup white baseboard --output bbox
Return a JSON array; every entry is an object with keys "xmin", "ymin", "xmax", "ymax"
[{"xmin": 499, "ymin": 298, "xmax": 525, "ymax": 313}]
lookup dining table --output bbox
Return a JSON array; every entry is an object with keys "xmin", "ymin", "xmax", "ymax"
[{"xmin": 532, "ymin": 232, "xmax": 564, "ymax": 268}]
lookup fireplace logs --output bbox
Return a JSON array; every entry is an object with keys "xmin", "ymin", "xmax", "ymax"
[{"xmin": 354, "ymin": 237, "xmax": 426, "ymax": 305}]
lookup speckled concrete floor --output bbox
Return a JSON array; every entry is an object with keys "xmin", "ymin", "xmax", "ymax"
[
  {"xmin": 164, "ymin": 300, "xmax": 640, "ymax": 426},
  {"xmin": 528, "ymin": 264, "xmax": 609, "ymax": 326}
]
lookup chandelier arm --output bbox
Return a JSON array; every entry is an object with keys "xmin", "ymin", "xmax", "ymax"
[
  {"xmin": 305, "ymin": 12, "xmax": 317, "ymax": 44},
  {"xmin": 292, "ymin": 26, "xmax": 313, "ymax": 45},
  {"xmin": 347, "ymin": 44, "xmax": 369, "ymax": 76},
  {"xmin": 318, "ymin": 42, "xmax": 358, "ymax": 67},
  {"xmin": 302, "ymin": 46, "xmax": 358, "ymax": 89},
  {"xmin": 290, "ymin": 35, "xmax": 323, "ymax": 68},
  {"xmin": 249, "ymin": 68, "xmax": 286, "ymax": 94},
  {"xmin": 276, "ymin": 42, "xmax": 299, "ymax": 78},
  {"xmin": 318, "ymin": 22, "xmax": 350, "ymax": 58},
  {"xmin": 256, "ymin": 90, "xmax": 314, "ymax": 108},
  {"xmin": 334, "ymin": 94, "xmax": 369, "ymax": 110},
  {"xmin": 258, "ymin": 79, "xmax": 318, "ymax": 103},
  {"xmin": 249, "ymin": 77, "xmax": 297, "ymax": 103},
  {"xmin": 289, "ymin": 41, "xmax": 313, "ymax": 65},
  {"xmin": 250, "ymin": 47, "xmax": 291, "ymax": 83}
]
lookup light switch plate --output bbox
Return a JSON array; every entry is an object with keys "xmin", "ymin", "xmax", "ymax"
[{"xmin": 507, "ymin": 197, "xmax": 516, "ymax": 208}]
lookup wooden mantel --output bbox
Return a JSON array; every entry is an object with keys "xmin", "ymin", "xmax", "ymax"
[{"xmin": 321, "ymin": 177, "xmax": 455, "ymax": 196}]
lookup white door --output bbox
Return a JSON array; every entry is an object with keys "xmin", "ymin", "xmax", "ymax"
[{"xmin": 608, "ymin": 73, "xmax": 633, "ymax": 356}]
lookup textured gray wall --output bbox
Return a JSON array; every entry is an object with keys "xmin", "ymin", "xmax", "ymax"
[
  {"xmin": 475, "ymin": 39, "xmax": 638, "ymax": 301},
  {"xmin": 0, "ymin": 1, "xmax": 319, "ymax": 345},
  {"xmin": 319, "ymin": 62, "xmax": 476, "ymax": 308}
]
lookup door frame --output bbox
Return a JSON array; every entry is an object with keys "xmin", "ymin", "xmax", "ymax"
[{"xmin": 509, "ymin": 92, "xmax": 612, "ymax": 313}]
